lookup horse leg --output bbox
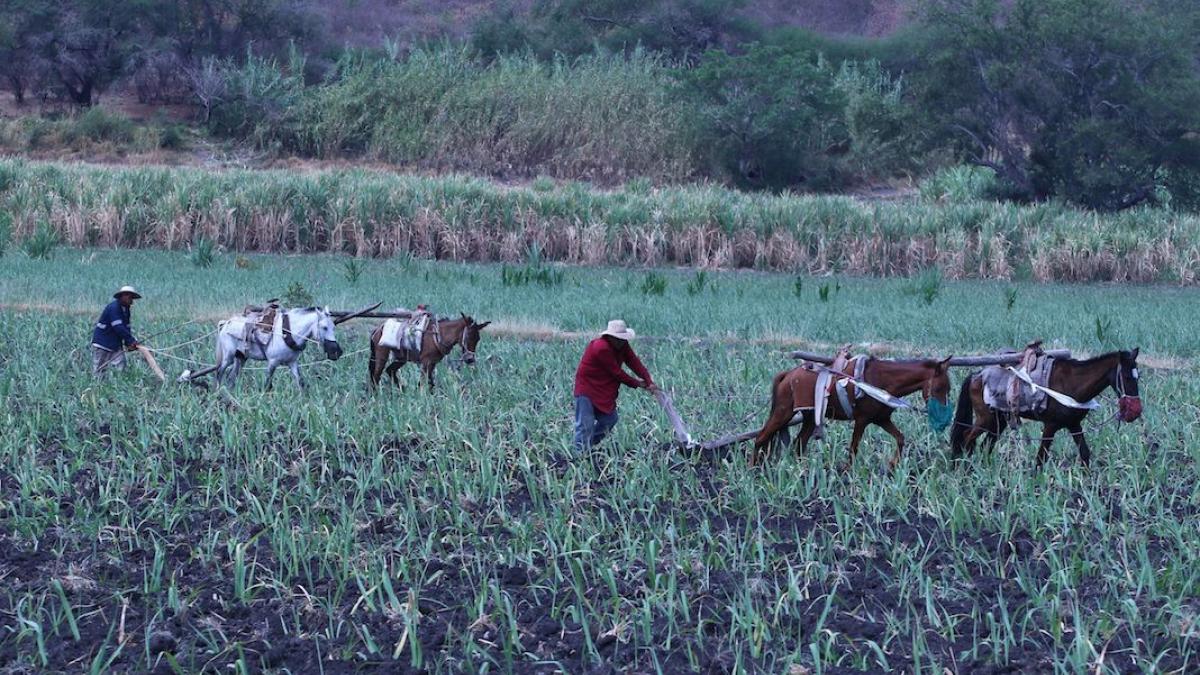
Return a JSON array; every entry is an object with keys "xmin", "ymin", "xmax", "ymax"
[
  {"xmin": 841, "ymin": 419, "xmax": 868, "ymax": 472},
  {"xmin": 879, "ymin": 417, "xmax": 906, "ymax": 472},
  {"xmin": 795, "ymin": 412, "xmax": 817, "ymax": 456},
  {"xmin": 264, "ymin": 360, "xmax": 279, "ymax": 391},
  {"xmin": 751, "ymin": 408, "xmax": 791, "ymax": 467},
  {"xmin": 368, "ymin": 345, "xmax": 387, "ymax": 390},
  {"xmin": 226, "ymin": 356, "xmax": 245, "ymax": 389},
  {"xmin": 421, "ymin": 359, "xmax": 436, "ymax": 391},
  {"xmin": 386, "ymin": 358, "xmax": 404, "ymax": 388},
  {"xmin": 983, "ymin": 414, "xmax": 1009, "ymax": 454},
  {"xmin": 1066, "ymin": 421, "xmax": 1090, "ymax": 466},
  {"xmin": 289, "ymin": 360, "xmax": 305, "ymax": 391},
  {"xmin": 1034, "ymin": 423, "xmax": 1061, "ymax": 470}
]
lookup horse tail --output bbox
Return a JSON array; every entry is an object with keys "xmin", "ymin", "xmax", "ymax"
[
  {"xmin": 367, "ymin": 326, "xmax": 379, "ymax": 387},
  {"xmin": 768, "ymin": 369, "xmax": 791, "ymax": 447},
  {"xmin": 950, "ymin": 374, "xmax": 974, "ymax": 455},
  {"xmin": 214, "ymin": 321, "xmax": 226, "ymax": 367}
]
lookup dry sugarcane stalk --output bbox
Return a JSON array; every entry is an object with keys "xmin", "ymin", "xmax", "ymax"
[{"xmin": 653, "ymin": 389, "xmax": 693, "ymax": 447}]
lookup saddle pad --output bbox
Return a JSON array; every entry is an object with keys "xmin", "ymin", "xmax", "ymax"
[
  {"xmin": 380, "ymin": 315, "xmax": 428, "ymax": 352},
  {"xmin": 981, "ymin": 355, "xmax": 1053, "ymax": 412}
]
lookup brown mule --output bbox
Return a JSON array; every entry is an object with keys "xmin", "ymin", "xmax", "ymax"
[
  {"xmin": 752, "ymin": 356, "xmax": 953, "ymax": 471},
  {"xmin": 949, "ymin": 349, "xmax": 1142, "ymax": 468},
  {"xmin": 368, "ymin": 314, "xmax": 491, "ymax": 390}
]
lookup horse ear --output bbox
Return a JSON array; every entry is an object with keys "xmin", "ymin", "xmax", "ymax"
[
  {"xmin": 1131, "ymin": 347, "xmax": 1140, "ymax": 360},
  {"xmin": 938, "ymin": 356, "xmax": 953, "ymax": 372},
  {"xmin": 478, "ymin": 321, "xmax": 491, "ymax": 329}
]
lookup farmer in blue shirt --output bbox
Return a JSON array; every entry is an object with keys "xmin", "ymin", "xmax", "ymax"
[{"xmin": 91, "ymin": 285, "xmax": 141, "ymax": 377}]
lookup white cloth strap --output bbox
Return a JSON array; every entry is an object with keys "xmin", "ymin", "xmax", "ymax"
[{"xmin": 1007, "ymin": 367, "xmax": 1100, "ymax": 410}]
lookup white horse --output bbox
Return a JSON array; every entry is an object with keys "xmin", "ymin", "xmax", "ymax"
[{"xmin": 182, "ymin": 305, "xmax": 375, "ymax": 390}]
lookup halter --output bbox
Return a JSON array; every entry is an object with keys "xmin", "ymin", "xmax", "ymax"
[
  {"xmin": 281, "ymin": 311, "xmax": 307, "ymax": 352},
  {"xmin": 1112, "ymin": 361, "xmax": 1140, "ymax": 403},
  {"xmin": 430, "ymin": 317, "xmax": 474, "ymax": 359}
]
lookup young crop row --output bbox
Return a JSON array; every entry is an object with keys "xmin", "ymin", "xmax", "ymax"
[
  {"xmin": 3, "ymin": 159, "xmax": 1199, "ymax": 283},
  {"xmin": 1, "ymin": 252, "xmax": 1198, "ymax": 671},
  {"xmin": 0, "ymin": 308, "xmax": 1195, "ymax": 672}
]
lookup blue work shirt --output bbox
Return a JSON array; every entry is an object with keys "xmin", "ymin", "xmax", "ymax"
[{"xmin": 91, "ymin": 300, "xmax": 137, "ymax": 351}]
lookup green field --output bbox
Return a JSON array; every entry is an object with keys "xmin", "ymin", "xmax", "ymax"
[{"xmin": 1, "ymin": 250, "xmax": 1197, "ymax": 672}]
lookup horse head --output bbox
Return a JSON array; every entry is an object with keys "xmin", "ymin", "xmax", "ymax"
[
  {"xmin": 1114, "ymin": 348, "xmax": 1142, "ymax": 422},
  {"xmin": 923, "ymin": 357, "xmax": 954, "ymax": 433},
  {"xmin": 458, "ymin": 313, "xmax": 492, "ymax": 365},
  {"xmin": 312, "ymin": 308, "xmax": 343, "ymax": 361}
]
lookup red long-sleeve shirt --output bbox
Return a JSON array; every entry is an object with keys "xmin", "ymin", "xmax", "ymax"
[{"xmin": 573, "ymin": 338, "xmax": 653, "ymax": 414}]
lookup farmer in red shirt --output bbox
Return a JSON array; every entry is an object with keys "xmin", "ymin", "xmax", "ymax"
[{"xmin": 573, "ymin": 319, "xmax": 657, "ymax": 452}]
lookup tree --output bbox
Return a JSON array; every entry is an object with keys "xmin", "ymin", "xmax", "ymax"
[
  {"xmin": 474, "ymin": 0, "xmax": 758, "ymax": 62},
  {"xmin": 681, "ymin": 44, "xmax": 914, "ymax": 190},
  {"xmin": 920, "ymin": 0, "xmax": 1200, "ymax": 210}
]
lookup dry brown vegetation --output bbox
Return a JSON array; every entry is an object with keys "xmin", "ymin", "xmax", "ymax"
[{"xmin": 2, "ymin": 159, "xmax": 1197, "ymax": 283}]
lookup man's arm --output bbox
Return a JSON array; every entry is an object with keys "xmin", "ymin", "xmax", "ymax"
[
  {"xmin": 595, "ymin": 345, "xmax": 645, "ymax": 388},
  {"xmin": 622, "ymin": 347, "xmax": 654, "ymax": 388},
  {"xmin": 109, "ymin": 307, "xmax": 137, "ymax": 348}
]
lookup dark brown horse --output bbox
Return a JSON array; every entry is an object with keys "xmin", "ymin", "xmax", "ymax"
[
  {"xmin": 368, "ymin": 314, "xmax": 491, "ymax": 390},
  {"xmin": 752, "ymin": 356, "xmax": 954, "ymax": 470},
  {"xmin": 950, "ymin": 349, "xmax": 1142, "ymax": 467}
]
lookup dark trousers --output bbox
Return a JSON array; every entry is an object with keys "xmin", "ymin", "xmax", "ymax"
[{"xmin": 574, "ymin": 395, "xmax": 619, "ymax": 452}]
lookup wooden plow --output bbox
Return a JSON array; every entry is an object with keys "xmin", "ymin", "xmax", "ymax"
[{"xmin": 663, "ymin": 347, "xmax": 1075, "ymax": 453}]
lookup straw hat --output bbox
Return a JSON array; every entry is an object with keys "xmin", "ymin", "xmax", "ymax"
[
  {"xmin": 600, "ymin": 319, "xmax": 635, "ymax": 341},
  {"xmin": 113, "ymin": 285, "xmax": 143, "ymax": 299}
]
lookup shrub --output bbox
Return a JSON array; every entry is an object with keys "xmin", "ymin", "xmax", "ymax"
[
  {"xmin": 283, "ymin": 281, "xmax": 314, "ymax": 307},
  {"xmin": 920, "ymin": 166, "xmax": 999, "ymax": 203},
  {"xmin": 681, "ymin": 45, "xmax": 916, "ymax": 190},
  {"xmin": 158, "ymin": 124, "xmax": 188, "ymax": 150},
  {"xmin": 0, "ymin": 212, "xmax": 10, "ymax": 257},
  {"xmin": 343, "ymin": 257, "xmax": 364, "ymax": 285},
  {"xmin": 904, "ymin": 266, "xmax": 942, "ymax": 305},
  {"xmin": 67, "ymin": 108, "xmax": 136, "ymax": 145},
  {"xmin": 22, "ymin": 221, "xmax": 59, "ymax": 260},
  {"xmin": 685, "ymin": 270, "xmax": 709, "ymax": 296}
]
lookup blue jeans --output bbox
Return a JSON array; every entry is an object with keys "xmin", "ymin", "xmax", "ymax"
[{"xmin": 574, "ymin": 396, "xmax": 619, "ymax": 452}]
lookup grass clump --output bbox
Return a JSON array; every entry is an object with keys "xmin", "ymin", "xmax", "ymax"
[
  {"xmin": 21, "ymin": 221, "xmax": 59, "ymax": 259},
  {"xmin": 343, "ymin": 257, "xmax": 365, "ymax": 285},
  {"xmin": 904, "ymin": 266, "xmax": 943, "ymax": 305},
  {"xmin": 283, "ymin": 280, "xmax": 314, "ymax": 306},
  {"xmin": 189, "ymin": 237, "xmax": 217, "ymax": 268},
  {"xmin": 639, "ymin": 271, "xmax": 668, "ymax": 296}
]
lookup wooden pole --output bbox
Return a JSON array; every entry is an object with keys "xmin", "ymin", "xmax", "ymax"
[
  {"xmin": 698, "ymin": 412, "xmax": 806, "ymax": 452},
  {"xmin": 135, "ymin": 346, "xmax": 166, "ymax": 382},
  {"xmin": 945, "ymin": 350, "xmax": 1071, "ymax": 367},
  {"xmin": 653, "ymin": 389, "xmax": 693, "ymax": 447},
  {"xmin": 246, "ymin": 306, "xmax": 414, "ymax": 320},
  {"xmin": 788, "ymin": 349, "xmax": 1071, "ymax": 367}
]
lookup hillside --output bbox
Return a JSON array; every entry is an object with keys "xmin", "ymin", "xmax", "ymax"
[{"xmin": 314, "ymin": 0, "xmax": 914, "ymax": 48}]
